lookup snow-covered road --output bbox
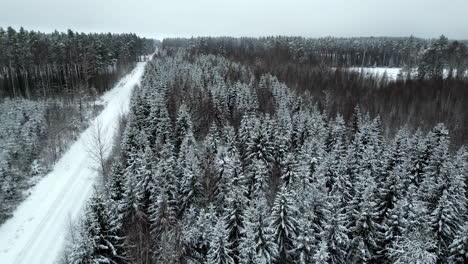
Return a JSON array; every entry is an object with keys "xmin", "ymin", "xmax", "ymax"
[{"xmin": 0, "ymin": 61, "xmax": 147, "ymax": 264}]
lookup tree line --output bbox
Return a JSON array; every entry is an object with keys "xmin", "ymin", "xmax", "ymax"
[
  {"xmin": 0, "ymin": 26, "xmax": 155, "ymax": 98},
  {"xmin": 163, "ymin": 36, "xmax": 468, "ymax": 147},
  {"xmin": 66, "ymin": 51, "xmax": 467, "ymax": 264},
  {"xmin": 163, "ymin": 35, "xmax": 468, "ymax": 74}
]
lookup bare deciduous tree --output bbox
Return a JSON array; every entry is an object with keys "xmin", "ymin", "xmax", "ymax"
[{"xmin": 86, "ymin": 117, "xmax": 109, "ymax": 179}]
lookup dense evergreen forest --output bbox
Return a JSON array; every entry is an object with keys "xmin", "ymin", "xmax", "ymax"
[
  {"xmin": 0, "ymin": 27, "xmax": 155, "ymax": 223},
  {"xmin": 163, "ymin": 36, "xmax": 468, "ymax": 147},
  {"xmin": 0, "ymin": 26, "xmax": 155, "ymax": 98},
  {"xmin": 66, "ymin": 47, "xmax": 468, "ymax": 264}
]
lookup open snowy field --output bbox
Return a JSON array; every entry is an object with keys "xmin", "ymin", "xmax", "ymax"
[
  {"xmin": 0, "ymin": 61, "xmax": 148, "ymax": 264},
  {"xmin": 348, "ymin": 67, "xmax": 403, "ymax": 81},
  {"xmin": 346, "ymin": 67, "xmax": 467, "ymax": 81}
]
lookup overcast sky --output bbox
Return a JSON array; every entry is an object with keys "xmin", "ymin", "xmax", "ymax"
[{"xmin": 1, "ymin": 0, "xmax": 467, "ymax": 40}]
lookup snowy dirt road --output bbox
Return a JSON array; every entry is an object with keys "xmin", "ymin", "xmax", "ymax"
[{"xmin": 0, "ymin": 61, "xmax": 147, "ymax": 264}]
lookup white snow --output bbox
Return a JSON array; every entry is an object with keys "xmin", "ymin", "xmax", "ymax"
[
  {"xmin": 348, "ymin": 67, "xmax": 403, "ymax": 81},
  {"xmin": 346, "ymin": 67, "xmax": 468, "ymax": 81},
  {"xmin": 0, "ymin": 60, "xmax": 148, "ymax": 264}
]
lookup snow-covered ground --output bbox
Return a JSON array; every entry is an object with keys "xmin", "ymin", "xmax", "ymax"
[
  {"xmin": 346, "ymin": 67, "xmax": 467, "ymax": 81},
  {"xmin": 348, "ymin": 67, "xmax": 403, "ymax": 81},
  {"xmin": 0, "ymin": 61, "xmax": 148, "ymax": 264}
]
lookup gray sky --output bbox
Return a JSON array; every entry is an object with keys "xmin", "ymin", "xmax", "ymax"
[{"xmin": 1, "ymin": 0, "xmax": 467, "ymax": 40}]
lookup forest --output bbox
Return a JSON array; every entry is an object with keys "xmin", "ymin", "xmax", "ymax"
[
  {"xmin": 163, "ymin": 36, "xmax": 468, "ymax": 73},
  {"xmin": 0, "ymin": 27, "xmax": 155, "ymax": 223},
  {"xmin": 64, "ymin": 42, "xmax": 468, "ymax": 264},
  {"xmin": 0, "ymin": 26, "xmax": 155, "ymax": 98},
  {"xmin": 163, "ymin": 36, "xmax": 468, "ymax": 147}
]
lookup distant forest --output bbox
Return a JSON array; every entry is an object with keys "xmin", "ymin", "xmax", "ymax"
[
  {"xmin": 163, "ymin": 36, "xmax": 468, "ymax": 72},
  {"xmin": 163, "ymin": 36, "xmax": 468, "ymax": 147},
  {"xmin": 0, "ymin": 27, "xmax": 155, "ymax": 98}
]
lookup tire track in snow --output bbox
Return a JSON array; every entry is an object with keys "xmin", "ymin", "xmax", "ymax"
[{"xmin": 14, "ymin": 168, "xmax": 83, "ymax": 264}]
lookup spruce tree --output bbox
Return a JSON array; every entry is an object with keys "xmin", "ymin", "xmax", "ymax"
[
  {"xmin": 430, "ymin": 189, "xmax": 464, "ymax": 261},
  {"xmin": 418, "ymin": 124, "xmax": 451, "ymax": 211},
  {"xmin": 174, "ymin": 104, "xmax": 193, "ymax": 154},
  {"xmin": 224, "ymin": 173, "xmax": 247, "ymax": 263},
  {"xmin": 312, "ymin": 240, "xmax": 331, "ymax": 264},
  {"xmin": 135, "ymin": 145, "xmax": 156, "ymax": 211},
  {"xmin": 207, "ymin": 219, "xmax": 235, "ymax": 264},
  {"xmin": 347, "ymin": 177, "xmax": 380, "ymax": 263},
  {"xmin": 69, "ymin": 193, "xmax": 124, "ymax": 264},
  {"xmin": 150, "ymin": 193, "xmax": 180, "ymax": 263},
  {"xmin": 269, "ymin": 187, "xmax": 300, "ymax": 263},
  {"xmin": 184, "ymin": 205, "xmax": 219, "ymax": 262},
  {"xmin": 448, "ymin": 223, "xmax": 468, "ymax": 263},
  {"xmin": 389, "ymin": 228, "xmax": 437, "ymax": 264},
  {"xmin": 319, "ymin": 197, "xmax": 349, "ymax": 264},
  {"xmin": 240, "ymin": 199, "xmax": 277, "ymax": 264},
  {"xmin": 293, "ymin": 216, "xmax": 316, "ymax": 264},
  {"xmin": 281, "ymin": 152, "xmax": 301, "ymax": 189},
  {"xmin": 245, "ymin": 158, "xmax": 270, "ymax": 200},
  {"xmin": 177, "ymin": 131, "xmax": 202, "ymax": 214}
]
